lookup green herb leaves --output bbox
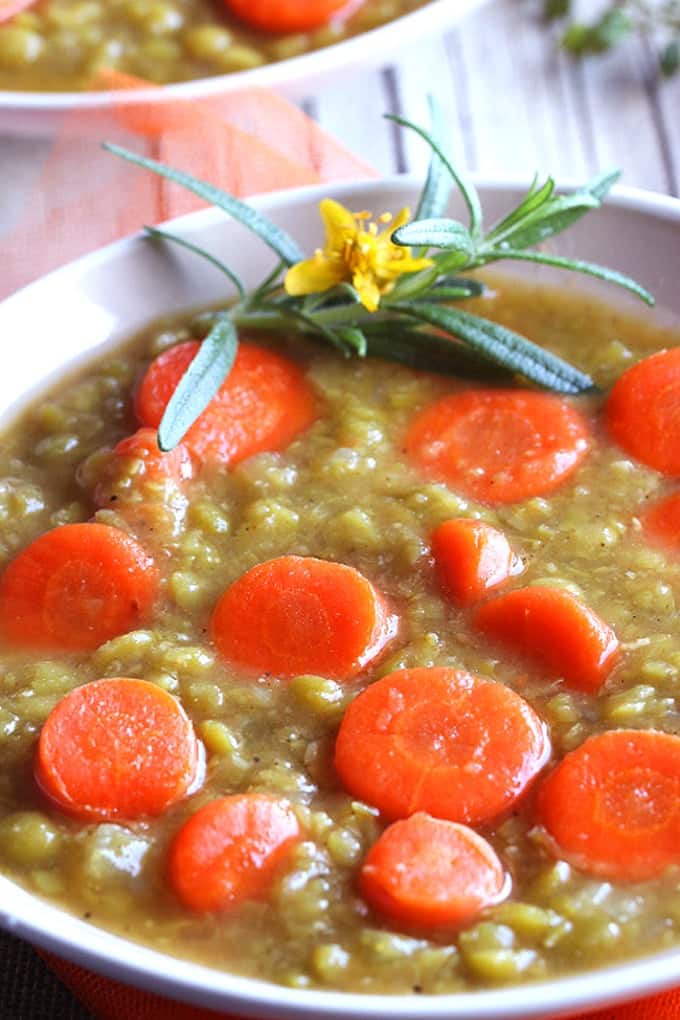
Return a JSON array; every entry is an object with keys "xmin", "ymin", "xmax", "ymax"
[
  {"xmin": 105, "ymin": 99, "xmax": 655, "ymax": 450},
  {"xmin": 545, "ymin": 0, "xmax": 680, "ymax": 77},
  {"xmin": 157, "ymin": 314, "xmax": 237, "ymax": 451},
  {"xmin": 103, "ymin": 144, "xmax": 304, "ymax": 265},
  {"xmin": 391, "ymin": 163, "xmax": 653, "ymax": 307},
  {"xmin": 396, "ymin": 303, "xmax": 596, "ymax": 394}
]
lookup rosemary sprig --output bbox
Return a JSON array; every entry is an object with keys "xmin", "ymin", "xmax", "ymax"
[{"xmin": 104, "ymin": 100, "xmax": 653, "ymax": 451}]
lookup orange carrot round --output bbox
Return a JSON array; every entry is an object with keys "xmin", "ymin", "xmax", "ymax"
[
  {"xmin": 94, "ymin": 428, "xmax": 193, "ymax": 507},
  {"xmin": 211, "ymin": 555, "xmax": 398, "ymax": 680},
  {"xmin": 136, "ymin": 340, "xmax": 317, "ymax": 467},
  {"xmin": 474, "ymin": 586, "xmax": 619, "ymax": 693},
  {"xmin": 360, "ymin": 813, "xmax": 509, "ymax": 929},
  {"xmin": 606, "ymin": 348, "xmax": 680, "ymax": 475},
  {"xmin": 334, "ymin": 667, "xmax": 550, "ymax": 825},
  {"xmin": 404, "ymin": 389, "xmax": 590, "ymax": 504},
  {"xmin": 640, "ymin": 491, "xmax": 680, "ymax": 552},
  {"xmin": 432, "ymin": 518, "xmax": 523, "ymax": 605},
  {"xmin": 35, "ymin": 678, "xmax": 203, "ymax": 821},
  {"xmin": 536, "ymin": 729, "xmax": 680, "ymax": 882},
  {"xmin": 222, "ymin": 0, "xmax": 352, "ymax": 33},
  {"xmin": 168, "ymin": 794, "xmax": 301, "ymax": 913},
  {"xmin": 0, "ymin": 523, "xmax": 158, "ymax": 652}
]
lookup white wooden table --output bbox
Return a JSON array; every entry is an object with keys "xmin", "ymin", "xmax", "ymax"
[{"xmin": 1, "ymin": 0, "xmax": 679, "ymax": 1016}]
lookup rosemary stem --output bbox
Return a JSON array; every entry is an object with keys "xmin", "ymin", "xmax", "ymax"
[{"xmin": 231, "ymin": 304, "xmax": 398, "ymax": 332}]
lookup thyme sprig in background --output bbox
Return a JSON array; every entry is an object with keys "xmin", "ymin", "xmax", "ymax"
[
  {"xmin": 544, "ymin": 0, "xmax": 680, "ymax": 76},
  {"xmin": 104, "ymin": 100, "xmax": 653, "ymax": 452}
]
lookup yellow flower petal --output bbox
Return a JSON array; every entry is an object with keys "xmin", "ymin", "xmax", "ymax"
[
  {"xmin": 376, "ymin": 206, "xmax": 411, "ymax": 245},
  {"xmin": 284, "ymin": 253, "xmax": 346, "ymax": 297},
  {"xmin": 285, "ymin": 199, "xmax": 431, "ymax": 312},
  {"xmin": 382, "ymin": 255, "xmax": 434, "ymax": 279},
  {"xmin": 319, "ymin": 198, "xmax": 357, "ymax": 253},
  {"xmin": 352, "ymin": 271, "xmax": 381, "ymax": 312}
]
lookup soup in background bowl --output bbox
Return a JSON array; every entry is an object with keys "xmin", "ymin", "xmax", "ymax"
[
  {"xmin": 0, "ymin": 179, "xmax": 679, "ymax": 1020},
  {"xmin": 0, "ymin": 0, "xmax": 492, "ymax": 136}
]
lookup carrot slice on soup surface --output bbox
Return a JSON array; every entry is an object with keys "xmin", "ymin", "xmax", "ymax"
[
  {"xmin": 536, "ymin": 729, "xmax": 680, "ymax": 882},
  {"xmin": 222, "ymin": 0, "xmax": 352, "ymax": 32},
  {"xmin": 136, "ymin": 340, "xmax": 317, "ymax": 468},
  {"xmin": 94, "ymin": 428, "xmax": 193, "ymax": 507},
  {"xmin": 606, "ymin": 348, "xmax": 680, "ymax": 475},
  {"xmin": 0, "ymin": 523, "xmax": 158, "ymax": 652},
  {"xmin": 474, "ymin": 586, "xmax": 619, "ymax": 694},
  {"xmin": 360, "ymin": 813, "xmax": 509, "ymax": 929},
  {"xmin": 404, "ymin": 389, "xmax": 591, "ymax": 504},
  {"xmin": 432, "ymin": 518, "xmax": 523, "ymax": 605},
  {"xmin": 35, "ymin": 678, "xmax": 203, "ymax": 821},
  {"xmin": 211, "ymin": 555, "xmax": 397, "ymax": 680},
  {"xmin": 168, "ymin": 794, "xmax": 301, "ymax": 912},
  {"xmin": 640, "ymin": 491, "xmax": 680, "ymax": 551},
  {"xmin": 334, "ymin": 667, "xmax": 550, "ymax": 825}
]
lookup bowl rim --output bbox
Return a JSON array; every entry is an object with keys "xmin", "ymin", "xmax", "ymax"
[
  {"xmin": 0, "ymin": 0, "xmax": 488, "ymax": 111},
  {"xmin": 1, "ymin": 174, "xmax": 680, "ymax": 1019}
]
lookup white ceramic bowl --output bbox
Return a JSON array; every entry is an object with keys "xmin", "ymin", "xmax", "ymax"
[
  {"xmin": 0, "ymin": 178, "xmax": 679, "ymax": 1019},
  {"xmin": 0, "ymin": 0, "xmax": 490, "ymax": 136}
]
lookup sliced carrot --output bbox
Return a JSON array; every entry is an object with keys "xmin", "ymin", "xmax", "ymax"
[
  {"xmin": 94, "ymin": 428, "xmax": 193, "ymax": 507},
  {"xmin": 0, "ymin": 1, "xmax": 37, "ymax": 24},
  {"xmin": 334, "ymin": 667, "xmax": 550, "ymax": 825},
  {"xmin": 35, "ymin": 678, "xmax": 203, "ymax": 821},
  {"xmin": 94, "ymin": 424, "xmax": 193, "ymax": 507},
  {"xmin": 0, "ymin": 523, "xmax": 158, "ymax": 652},
  {"xmin": 404, "ymin": 389, "xmax": 591, "ymax": 504},
  {"xmin": 431, "ymin": 518, "xmax": 523, "ymax": 606},
  {"xmin": 222, "ymin": 0, "xmax": 353, "ymax": 33},
  {"xmin": 474, "ymin": 586, "xmax": 619, "ymax": 693},
  {"xmin": 168, "ymin": 794, "xmax": 301, "ymax": 912},
  {"xmin": 211, "ymin": 555, "xmax": 397, "ymax": 680},
  {"xmin": 641, "ymin": 491, "xmax": 680, "ymax": 551},
  {"xmin": 536, "ymin": 729, "xmax": 680, "ymax": 882},
  {"xmin": 606, "ymin": 348, "xmax": 680, "ymax": 475},
  {"xmin": 112, "ymin": 428, "xmax": 194, "ymax": 483},
  {"xmin": 360, "ymin": 813, "xmax": 509, "ymax": 929},
  {"xmin": 136, "ymin": 341, "xmax": 317, "ymax": 468}
]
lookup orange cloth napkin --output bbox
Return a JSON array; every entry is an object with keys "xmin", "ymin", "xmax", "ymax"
[
  {"xmin": 6, "ymin": 75, "xmax": 680, "ymax": 1020},
  {"xmin": 2, "ymin": 72, "xmax": 374, "ymax": 299},
  {"xmin": 42, "ymin": 950, "xmax": 680, "ymax": 1020}
]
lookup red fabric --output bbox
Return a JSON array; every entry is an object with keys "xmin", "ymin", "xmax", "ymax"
[
  {"xmin": 41, "ymin": 950, "xmax": 680, "ymax": 1020},
  {"xmin": 8, "ymin": 73, "xmax": 680, "ymax": 1020}
]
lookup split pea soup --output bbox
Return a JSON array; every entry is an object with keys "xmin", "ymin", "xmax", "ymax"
[
  {"xmin": 0, "ymin": 277, "xmax": 680, "ymax": 995},
  {"xmin": 0, "ymin": 0, "xmax": 431, "ymax": 92}
]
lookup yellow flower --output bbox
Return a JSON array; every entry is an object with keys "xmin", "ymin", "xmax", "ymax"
[{"xmin": 284, "ymin": 199, "xmax": 433, "ymax": 312}]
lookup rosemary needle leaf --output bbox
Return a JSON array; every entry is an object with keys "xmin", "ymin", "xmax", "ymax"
[
  {"xmin": 415, "ymin": 95, "xmax": 453, "ymax": 222},
  {"xmin": 385, "ymin": 112, "xmax": 483, "ymax": 238},
  {"xmin": 496, "ymin": 249, "xmax": 655, "ymax": 305},
  {"xmin": 587, "ymin": 168, "xmax": 621, "ymax": 200},
  {"xmin": 434, "ymin": 276, "xmax": 485, "ymax": 297},
  {"xmin": 158, "ymin": 313, "xmax": 238, "ymax": 451},
  {"xmin": 398, "ymin": 303, "xmax": 597, "ymax": 394},
  {"xmin": 484, "ymin": 175, "xmax": 556, "ymax": 242},
  {"xmin": 145, "ymin": 226, "xmax": 246, "ymax": 300},
  {"xmin": 336, "ymin": 326, "xmax": 368, "ymax": 357},
  {"xmin": 103, "ymin": 143, "xmax": 304, "ymax": 266},
  {"xmin": 391, "ymin": 217, "xmax": 475, "ymax": 253},
  {"xmin": 423, "ymin": 286, "xmax": 483, "ymax": 302},
  {"xmin": 362, "ymin": 325, "xmax": 508, "ymax": 380},
  {"xmin": 483, "ymin": 191, "xmax": 600, "ymax": 250}
]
